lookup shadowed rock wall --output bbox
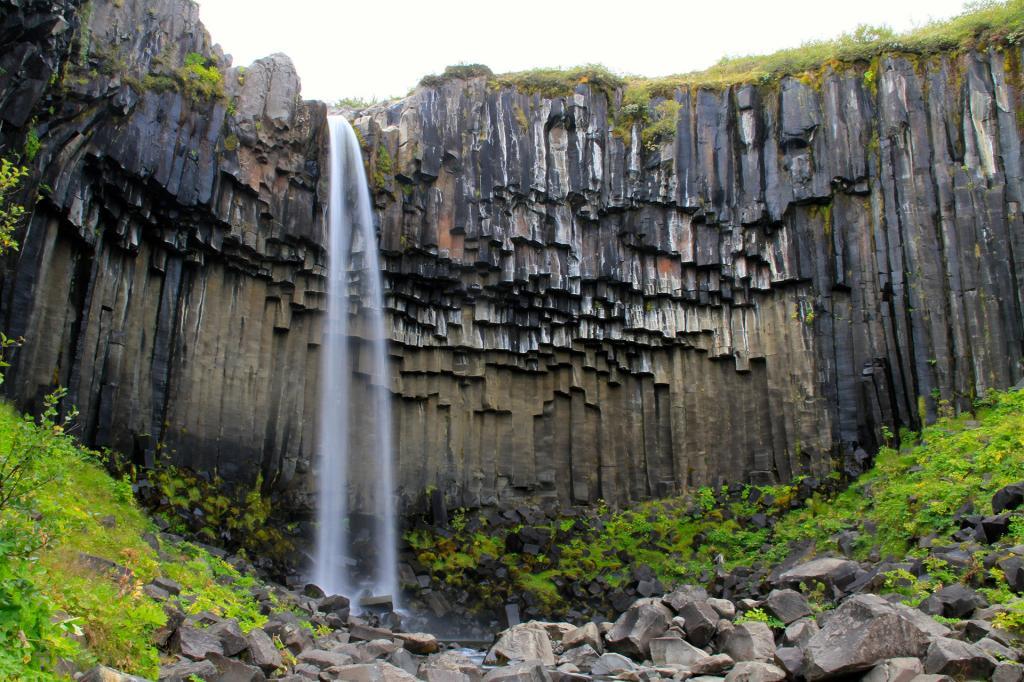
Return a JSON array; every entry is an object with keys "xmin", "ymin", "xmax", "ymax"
[{"xmin": 2, "ymin": 0, "xmax": 1022, "ymax": 513}]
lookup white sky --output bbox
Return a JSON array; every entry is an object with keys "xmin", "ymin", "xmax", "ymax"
[{"xmin": 195, "ymin": 0, "xmax": 971, "ymax": 103}]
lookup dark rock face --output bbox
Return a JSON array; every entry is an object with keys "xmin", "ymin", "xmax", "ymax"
[{"xmin": 3, "ymin": 0, "xmax": 1024, "ymax": 515}]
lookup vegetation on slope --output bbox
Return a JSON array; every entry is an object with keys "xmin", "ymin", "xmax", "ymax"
[
  {"xmin": 406, "ymin": 388, "xmax": 1024, "ymax": 617},
  {"xmin": 0, "ymin": 398, "xmax": 272, "ymax": 680}
]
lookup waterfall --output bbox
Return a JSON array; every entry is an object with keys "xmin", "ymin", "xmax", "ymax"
[{"xmin": 313, "ymin": 115, "xmax": 397, "ymax": 604}]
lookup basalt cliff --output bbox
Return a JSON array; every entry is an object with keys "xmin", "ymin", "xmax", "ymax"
[{"xmin": 2, "ymin": 0, "xmax": 1023, "ymax": 515}]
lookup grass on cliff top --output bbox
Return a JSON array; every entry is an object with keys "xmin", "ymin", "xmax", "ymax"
[
  {"xmin": 0, "ymin": 400, "xmax": 268, "ymax": 680},
  {"xmin": 407, "ymin": 388, "xmax": 1024, "ymax": 616},
  {"xmin": 418, "ymin": 0, "xmax": 1024, "ymax": 99}
]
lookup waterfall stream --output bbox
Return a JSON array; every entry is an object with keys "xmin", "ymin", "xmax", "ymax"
[{"xmin": 313, "ymin": 115, "xmax": 397, "ymax": 604}]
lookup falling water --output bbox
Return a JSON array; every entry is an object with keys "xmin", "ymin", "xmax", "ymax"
[{"xmin": 313, "ymin": 115, "xmax": 397, "ymax": 603}]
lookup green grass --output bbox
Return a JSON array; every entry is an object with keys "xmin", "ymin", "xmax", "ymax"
[
  {"xmin": 406, "ymin": 388, "xmax": 1024, "ymax": 615},
  {"xmin": 0, "ymin": 402, "xmax": 269, "ymax": 679}
]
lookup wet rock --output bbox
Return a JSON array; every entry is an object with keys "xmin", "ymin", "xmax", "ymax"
[
  {"xmin": 606, "ymin": 600, "xmax": 673, "ymax": 658},
  {"xmin": 923, "ymin": 637, "xmax": 996, "ymax": 678},
  {"xmin": 763, "ymin": 589, "xmax": 812, "ymax": 624},
  {"xmin": 317, "ymin": 594, "xmax": 351, "ymax": 620},
  {"xmin": 803, "ymin": 594, "xmax": 949, "ymax": 680},
  {"xmin": 485, "ymin": 622, "xmax": 556, "ymax": 666}
]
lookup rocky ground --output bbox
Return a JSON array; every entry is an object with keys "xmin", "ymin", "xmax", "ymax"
[{"xmin": 75, "ymin": 480, "xmax": 1024, "ymax": 682}]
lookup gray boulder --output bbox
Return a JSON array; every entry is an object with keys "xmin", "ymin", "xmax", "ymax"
[
  {"xmin": 485, "ymin": 622, "xmax": 556, "ymax": 666},
  {"xmin": 917, "ymin": 584, "xmax": 986, "ymax": 619},
  {"xmin": 297, "ymin": 648, "xmax": 356, "ymax": 669},
  {"xmin": 723, "ymin": 661, "xmax": 786, "ymax": 682},
  {"xmin": 994, "ymin": 662, "xmax": 1024, "ymax": 682},
  {"xmin": 649, "ymin": 636, "xmax": 710, "ymax": 666},
  {"xmin": 689, "ymin": 654, "xmax": 736, "ymax": 676},
  {"xmin": 245, "ymin": 627, "xmax": 283, "ymax": 673},
  {"xmin": 174, "ymin": 623, "xmax": 224, "ymax": 660},
  {"xmin": 482, "ymin": 661, "xmax": 551, "ymax": 682},
  {"xmin": 80, "ymin": 666, "xmax": 150, "ymax": 682},
  {"xmin": 923, "ymin": 637, "xmax": 996, "ymax": 679},
  {"xmin": 606, "ymin": 599, "xmax": 672, "ymax": 659},
  {"xmin": 207, "ymin": 652, "xmax": 266, "ymax": 682},
  {"xmin": 720, "ymin": 621, "xmax": 776, "ymax": 663},
  {"xmin": 591, "ymin": 652, "xmax": 637, "ymax": 676},
  {"xmin": 860, "ymin": 657, "xmax": 923, "ymax": 682},
  {"xmin": 782, "ymin": 619, "xmax": 818, "ymax": 647},
  {"xmin": 561, "ymin": 622, "xmax": 603, "ymax": 654},
  {"xmin": 776, "ymin": 558, "xmax": 859, "ymax": 593},
  {"xmin": 764, "ymin": 589, "xmax": 812, "ymax": 624},
  {"xmin": 158, "ymin": 658, "xmax": 219, "ymax": 682},
  {"xmin": 803, "ymin": 594, "xmax": 950, "ymax": 680},
  {"xmin": 557, "ymin": 644, "xmax": 600, "ymax": 672},
  {"xmin": 679, "ymin": 599, "xmax": 722, "ymax": 647}
]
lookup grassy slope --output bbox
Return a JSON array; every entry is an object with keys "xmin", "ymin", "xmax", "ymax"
[
  {"xmin": 0, "ymin": 402, "xmax": 269, "ymax": 680},
  {"xmin": 408, "ymin": 389, "xmax": 1024, "ymax": 615}
]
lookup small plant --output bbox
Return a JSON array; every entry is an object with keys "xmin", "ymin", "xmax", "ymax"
[{"xmin": 737, "ymin": 607, "xmax": 785, "ymax": 629}]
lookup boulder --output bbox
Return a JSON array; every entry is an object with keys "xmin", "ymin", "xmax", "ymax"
[
  {"xmin": 208, "ymin": 619, "xmax": 248, "ymax": 657},
  {"xmin": 207, "ymin": 652, "xmax": 266, "ymax": 682},
  {"xmin": 395, "ymin": 631, "xmax": 441, "ymax": 655},
  {"xmin": 917, "ymin": 584, "xmax": 986, "ymax": 619},
  {"xmin": 776, "ymin": 558, "xmax": 859, "ymax": 593},
  {"xmin": 158, "ymin": 658, "xmax": 219, "ymax": 682},
  {"xmin": 720, "ymin": 622, "xmax": 776, "ymax": 663},
  {"xmin": 923, "ymin": 637, "xmax": 996, "ymax": 679},
  {"xmin": 562, "ymin": 622, "xmax": 603, "ymax": 653},
  {"xmin": 782, "ymin": 619, "xmax": 818, "ymax": 647},
  {"xmin": 485, "ymin": 622, "xmax": 556, "ymax": 666},
  {"xmin": 296, "ymin": 649, "xmax": 356, "ymax": 669},
  {"xmin": 606, "ymin": 600, "xmax": 672, "ymax": 658},
  {"xmin": 174, "ymin": 623, "xmax": 224, "ymax": 660},
  {"xmin": 591, "ymin": 652, "xmax": 637, "ymax": 676},
  {"xmin": 708, "ymin": 598, "xmax": 737, "ymax": 620},
  {"xmin": 689, "ymin": 654, "xmax": 735, "ymax": 676},
  {"xmin": 678, "ymin": 599, "xmax": 721, "ymax": 647},
  {"xmin": 775, "ymin": 646, "xmax": 803, "ymax": 677},
  {"xmin": 764, "ymin": 589, "xmax": 812, "ymax": 624},
  {"xmin": 803, "ymin": 594, "xmax": 949, "ymax": 680},
  {"xmin": 80, "ymin": 666, "xmax": 150, "ymax": 682},
  {"xmin": 557, "ymin": 644, "xmax": 600, "ymax": 672},
  {"xmin": 649, "ymin": 636, "xmax": 710, "ymax": 666},
  {"xmin": 993, "ymin": 482, "xmax": 1024, "ymax": 514},
  {"xmin": 482, "ymin": 661, "xmax": 551, "ymax": 682},
  {"xmin": 330, "ymin": 662, "xmax": 419, "ymax": 681},
  {"xmin": 245, "ymin": 627, "xmax": 283, "ymax": 673},
  {"xmin": 663, "ymin": 586, "xmax": 710, "ymax": 612},
  {"xmin": 723, "ymin": 661, "xmax": 787, "ymax": 682},
  {"xmin": 317, "ymin": 593, "xmax": 351, "ymax": 619},
  {"xmin": 860, "ymin": 657, "xmax": 923, "ymax": 682},
  {"xmin": 994, "ymin": 663, "xmax": 1024, "ymax": 682}
]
